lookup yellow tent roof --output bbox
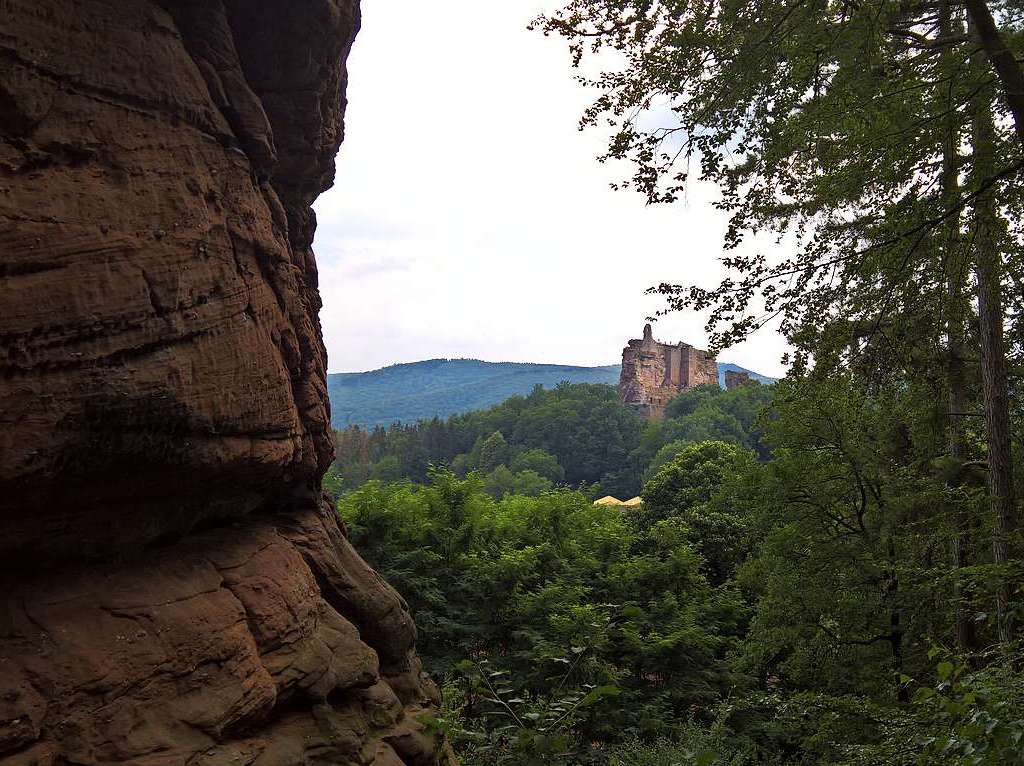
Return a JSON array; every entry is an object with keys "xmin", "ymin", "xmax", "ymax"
[{"xmin": 594, "ymin": 496, "xmax": 643, "ymax": 507}]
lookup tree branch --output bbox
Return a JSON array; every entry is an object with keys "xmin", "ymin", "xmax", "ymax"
[{"xmin": 964, "ymin": 0, "xmax": 1024, "ymax": 144}]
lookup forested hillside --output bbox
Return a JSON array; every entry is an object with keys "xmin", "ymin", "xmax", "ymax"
[
  {"xmin": 327, "ymin": 358, "xmax": 771, "ymax": 428},
  {"xmin": 331, "ymin": 380, "xmax": 773, "ymax": 499},
  {"xmin": 328, "ymin": 2, "xmax": 1024, "ymax": 764},
  {"xmin": 336, "ymin": 374, "xmax": 1024, "ymax": 766}
]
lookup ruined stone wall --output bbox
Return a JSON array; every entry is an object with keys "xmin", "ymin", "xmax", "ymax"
[
  {"xmin": 0, "ymin": 2, "xmax": 452, "ymax": 763},
  {"xmin": 618, "ymin": 324, "xmax": 718, "ymax": 419},
  {"xmin": 682, "ymin": 345, "xmax": 718, "ymax": 388}
]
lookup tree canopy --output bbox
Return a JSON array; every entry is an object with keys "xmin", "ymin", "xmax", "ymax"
[{"xmin": 332, "ymin": 380, "xmax": 773, "ymax": 499}]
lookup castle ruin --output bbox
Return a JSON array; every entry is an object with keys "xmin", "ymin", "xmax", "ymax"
[{"xmin": 618, "ymin": 324, "xmax": 719, "ymax": 419}]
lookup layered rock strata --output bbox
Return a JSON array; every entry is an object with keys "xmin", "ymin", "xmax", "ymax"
[
  {"xmin": 618, "ymin": 324, "xmax": 718, "ymax": 419},
  {"xmin": 0, "ymin": 1, "xmax": 451, "ymax": 763}
]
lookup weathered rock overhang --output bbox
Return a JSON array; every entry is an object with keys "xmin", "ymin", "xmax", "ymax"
[{"xmin": 0, "ymin": 2, "xmax": 452, "ymax": 763}]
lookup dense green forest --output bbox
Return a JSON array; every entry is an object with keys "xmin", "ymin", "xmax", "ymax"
[
  {"xmin": 332, "ymin": 2, "xmax": 1024, "ymax": 764},
  {"xmin": 330, "ymin": 380, "xmax": 773, "ymax": 499},
  {"xmin": 337, "ymin": 375, "xmax": 1024, "ymax": 765}
]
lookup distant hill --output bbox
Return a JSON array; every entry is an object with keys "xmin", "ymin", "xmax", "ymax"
[{"xmin": 328, "ymin": 358, "xmax": 773, "ymax": 429}]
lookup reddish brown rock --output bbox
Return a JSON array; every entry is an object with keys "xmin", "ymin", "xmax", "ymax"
[
  {"xmin": 724, "ymin": 369, "xmax": 758, "ymax": 390},
  {"xmin": 618, "ymin": 324, "xmax": 719, "ymax": 419},
  {"xmin": 0, "ymin": 1, "xmax": 452, "ymax": 763}
]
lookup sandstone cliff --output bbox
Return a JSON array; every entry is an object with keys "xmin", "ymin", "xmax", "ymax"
[{"xmin": 0, "ymin": 2, "xmax": 451, "ymax": 763}]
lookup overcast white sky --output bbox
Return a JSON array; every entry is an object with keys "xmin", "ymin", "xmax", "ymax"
[{"xmin": 312, "ymin": 0, "xmax": 790, "ymax": 377}]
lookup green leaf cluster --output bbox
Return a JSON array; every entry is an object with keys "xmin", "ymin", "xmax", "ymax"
[{"xmin": 338, "ymin": 463, "xmax": 751, "ymax": 747}]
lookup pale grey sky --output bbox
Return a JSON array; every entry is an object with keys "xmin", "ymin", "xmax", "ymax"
[{"xmin": 312, "ymin": 1, "xmax": 790, "ymax": 377}]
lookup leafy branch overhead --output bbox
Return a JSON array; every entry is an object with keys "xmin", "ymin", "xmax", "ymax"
[{"xmin": 532, "ymin": 1, "xmax": 1024, "ymax": 356}]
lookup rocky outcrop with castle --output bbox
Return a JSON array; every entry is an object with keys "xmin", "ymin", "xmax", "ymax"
[{"xmin": 618, "ymin": 324, "xmax": 719, "ymax": 419}]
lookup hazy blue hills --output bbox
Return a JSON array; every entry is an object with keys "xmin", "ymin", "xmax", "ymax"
[
  {"xmin": 328, "ymin": 358, "xmax": 773, "ymax": 429},
  {"xmin": 328, "ymin": 359, "xmax": 620, "ymax": 429}
]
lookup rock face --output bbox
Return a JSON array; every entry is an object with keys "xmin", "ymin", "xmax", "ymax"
[
  {"xmin": 724, "ymin": 370, "xmax": 757, "ymax": 390},
  {"xmin": 618, "ymin": 324, "xmax": 718, "ymax": 419},
  {"xmin": 0, "ymin": 2, "xmax": 452, "ymax": 763}
]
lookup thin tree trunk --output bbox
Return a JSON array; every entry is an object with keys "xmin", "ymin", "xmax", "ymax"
[
  {"xmin": 887, "ymin": 535, "xmax": 907, "ymax": 702},
  {"xmin": 940, "ymin": 2, "xmax": 977, "ymax": 653},
  {"xmin": 969, "ymin": 72, "xmax": 1018, "ymax": 644},
  {"xmin": 964, "ymin": 0, "xmax": 1024, "ymax": 146},
  {"xmin": 947, "ymin": 338, "xmax": 976, "ymax": 650}
]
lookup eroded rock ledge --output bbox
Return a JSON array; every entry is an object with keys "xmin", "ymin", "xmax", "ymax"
[{"xmin": 0, "ymin": 1, "xmax": 451, "ymax": 763}]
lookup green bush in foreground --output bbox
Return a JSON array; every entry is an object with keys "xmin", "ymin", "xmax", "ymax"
[
  {"xmin": 340, "ymin": 380, "xmax": 1024, "ymax": 764},
  {"xmin": 339, "ymin": 463, "xmax": 750, "ymax": 746}
]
